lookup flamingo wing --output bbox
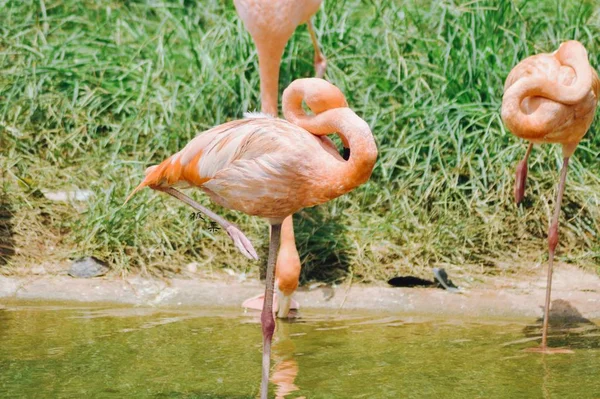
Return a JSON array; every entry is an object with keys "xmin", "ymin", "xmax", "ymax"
[{"xmin": 126, "ymin": 117, "xmax": 320, "ymax": 213}]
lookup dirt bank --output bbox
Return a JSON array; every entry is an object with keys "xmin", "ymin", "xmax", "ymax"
[{"xmin": 1, "ymin": 263, "xmax": 599, "ymax": 320}]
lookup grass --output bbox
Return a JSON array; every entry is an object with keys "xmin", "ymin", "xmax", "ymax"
[{"xmin": 1, "ymin": 0, "xmax": 599, "ymax": 283}]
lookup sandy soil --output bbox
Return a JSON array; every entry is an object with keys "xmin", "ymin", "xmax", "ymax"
[{"xmin": 1, "ymin": 263, "xmax": 599, "ymax": 320}]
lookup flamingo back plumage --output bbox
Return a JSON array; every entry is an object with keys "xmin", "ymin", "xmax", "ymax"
[{"xmin": 125, "ymin": 116, "xmax": 350, "ymax": 218}]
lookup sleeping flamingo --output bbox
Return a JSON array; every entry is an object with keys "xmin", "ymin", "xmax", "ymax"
[
  {"xmin": 234, "ymin": 0, "xmax": 331, "ymax": 317},
  {"xmin": 501, "ymin": 40, "xmax": 599, "ymax": 353},
  {"xmin": 126, "ymin": 78, "xmax": 377, "ymax": 397}
]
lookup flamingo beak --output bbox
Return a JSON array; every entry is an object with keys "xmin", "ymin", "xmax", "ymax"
[{"xmin": 342, "ymin": 147, "xmax": 351, "ymax": 160}]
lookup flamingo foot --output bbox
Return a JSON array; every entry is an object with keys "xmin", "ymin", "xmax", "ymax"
[
  {"xmin": 243, "ymin": 294, "xmax": 271, "ymax": 311},
  {"xmin": 226, "ymin": 225, "xmax": 259, "ymax": 260},
  {"xmin": 242, "ymin": 293, "xmax": 299, "ymax": 317}
]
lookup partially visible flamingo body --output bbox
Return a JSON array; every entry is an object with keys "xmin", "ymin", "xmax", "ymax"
[
  {"xmin": 501, "ymin": 40, "xmax": 599, "ymax": 353},
  {"xmin": 235, "ymin": 0, "xmax": 330, "ymax": 317},
  {"xmin": 127, "ymin": 78, "xmax": 377, "ymax": 398},
  {"xmin": 234, "ymin": 0, "xmax": 326, "ymax": 117}
]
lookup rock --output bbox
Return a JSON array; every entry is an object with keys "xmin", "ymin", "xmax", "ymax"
[
  {"xmin": 30, "ymin": 265, "xmax": 47, "ymax": 275},
  {"xmin": 186, "ymin": 262, "xmax": 199, "ymax": 273},
  {"xmin": 68, "ymin": 257, "xmax": 109, "ymax": 278}
]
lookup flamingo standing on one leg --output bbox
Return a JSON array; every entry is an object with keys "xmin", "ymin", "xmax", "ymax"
[
  {"xmin": 126, "ymin": 78, "xmax": 377, "ymax": 397},
  {"xmin": 501, "ymin": 40, "xmax": 599, "ymax": 353},
  {"xmin": 234, "ymin": 0, "xmax": 334, "ymax": 317}
]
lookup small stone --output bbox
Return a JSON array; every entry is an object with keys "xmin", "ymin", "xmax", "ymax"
[
  {"xmin": 186, "ymin": 262, "xmax": 199, "ymax": 273},
  {"xmin": 31, "ymin": 265, "xmax": 47, "ymax": 275},
  {"xmin": 69, "ymin": 257, "xmax": 109, "ymax": 278}
]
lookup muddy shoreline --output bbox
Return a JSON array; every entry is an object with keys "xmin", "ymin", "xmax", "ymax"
[{"xmin": 1, "ymin": 264, "xmax": 599, "ymax": 320}]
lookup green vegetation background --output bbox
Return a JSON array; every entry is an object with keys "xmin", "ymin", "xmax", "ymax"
[{"xmin": 1, "ymin": 0, "xmax": 599, "ymax": 282}]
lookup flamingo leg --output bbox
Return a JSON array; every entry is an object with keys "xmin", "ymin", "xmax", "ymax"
[
  {"xmin": 515, "ymin": 142, "xmax": 534, "ymax": 204},
  {"xmin": 540, "ymin": 157, "xmax": 570, "ymax": 350},
  {"xmin": 306, "ymin": 19, "xmax": 326, "ymax": 78},
  {"xmin": 261, "ymin": 222, "xmax": 281, "ymax": 399},
  {"xmin": 155, "ymin": 187, "xmax": 258, "ymax": 260}
]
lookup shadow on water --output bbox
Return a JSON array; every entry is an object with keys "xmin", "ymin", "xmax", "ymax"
[
  {"xmin": 522, "ymin": 299, "xmax": 600, "ymax": 349},
  {"xmin": 0, "ymin": 187, "xmax": 16, "ymax": 266}
]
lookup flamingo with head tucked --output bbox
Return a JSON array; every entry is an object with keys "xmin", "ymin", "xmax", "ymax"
[
  {"xmin": 501, "ymin": 40, "xmax": 599, "ymax": 353},
  {"xmin": 126, "ymin": 78, "xmax": 377, "ymax": 397},
  {"xmin": 234, "ymin": 0, "xmax": 333, "ymax": 317}
]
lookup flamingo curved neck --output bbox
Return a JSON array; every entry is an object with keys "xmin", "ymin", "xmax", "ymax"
[
  {"xmin": 502, "ymin": 42, "xmax": 598, "ymax": 142},
  {"xmin": 551, "ymin": 42, "xmax": 593, "ymax": 105},
  {"xmin": 501, "ymin": 78, "xmax": 558, "ymax": 138},
  {"xmin": 283, "ymin": 93, "xmax": 377, "ymax": 196},
  {"xmin": 505, "ymin": 43, "xmax": 592, "ymax": 110},
  {"xmin": 502, "ymin": 66, "xmax": 598, "ymax": 142},
  {"xmin": 280, "ymin": 214, "xmax": 296, "ymax": 242},
  {"xmin": 276, "ymin": 216, "xmax": 300, "ymax": 296}
]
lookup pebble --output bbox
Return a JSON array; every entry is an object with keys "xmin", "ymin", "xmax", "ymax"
[
  {"xmin": 30, "ymin": 265, "xmax": 47, "ymax": 275},
  {"xmin": 186, "ymin": 262, "xmax": 199, "ymax": 273}
]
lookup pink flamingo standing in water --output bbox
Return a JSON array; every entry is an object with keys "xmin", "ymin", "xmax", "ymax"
[
  {"xmin": 501, "ymin": 40, "xmax": 599, "ymax": 353},
  {"xmin": 126, "ymin": 78, "xmax": 377, "ymax": 397},
  {"xmin": 234, "ymin": 0, "xmax": 333, "ymax": 317}
]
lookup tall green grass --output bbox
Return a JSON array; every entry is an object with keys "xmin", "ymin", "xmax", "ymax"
[{"xmin": 1, "ymin": 0, "xmax": 599, "ymax": 281}]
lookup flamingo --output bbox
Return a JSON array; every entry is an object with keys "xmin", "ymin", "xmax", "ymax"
[
  {"xmin": 501, "ymin": 40, "xmax": 599, "ymax": 353},
  {"xmin": 234, "ymin": 0, "xmax": 332, "ymax": 317},
  {"xmin": 126, "ymin": 78, "xmax": 377, "ymax": 397}
]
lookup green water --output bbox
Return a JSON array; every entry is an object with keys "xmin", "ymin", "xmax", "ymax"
[{"xmin": 0, "ymin": 301, "xmax": 599, "ymax": 398}]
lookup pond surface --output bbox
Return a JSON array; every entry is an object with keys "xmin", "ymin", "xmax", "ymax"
[{"xmin": 0, "ymin": 300, "xmax": 599, "ymax": 398}]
